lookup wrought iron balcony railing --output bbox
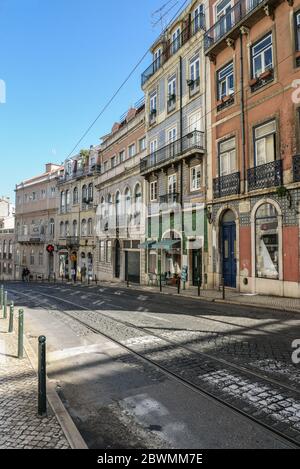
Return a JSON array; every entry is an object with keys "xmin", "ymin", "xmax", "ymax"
[
  {"xmin": 159, "ymin": 192, "xmax": 180, "ymax": 204},
  {"xmin": 57, "ymin": 165, "xmax": 101, "ymax": 185},
  {"xmin": 140, "ymin": 130, "xmax": 205, "ymax": 174},
  {"xmin": 213, "ymin": 172, "xmax": 240, "ymax": 198},
  {"xmin": 293, "ymin": 154, "xmax": 300, "ymax": 182},
  {"xmin": 65, "ymin": 236, "xmax": 80, "ymax": 247},
  {"xmin": 142, "ymin": 14, "xmax": 205, "ymax": 86},
  {"xmin": 247, "ymin": 160, "xmax": 282, "ymax": 191},
  {"xmin": 204, "ymin": 0, "xmax": 265, "ymax": 53}
]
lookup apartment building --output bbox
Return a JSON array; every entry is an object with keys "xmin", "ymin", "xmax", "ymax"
[
  {"xmin": 0, "ymin": 197, "xmax": 15, "ymax": 280},
  {"xmin": 140, "ymin": 0, "xmax": 209, "ymax": 288},
  {"xmin": 56, "ymin": 150, "xmax": 100, "ymax": 281},
  {"xmin": 95, "ymin": 100, "xmax": 147, "ymax": 284},
  {"xmin": 204, "ymin": 0, "xmax": 300, "ymax": 296},
  {"xmin": 15, "ymin": 164, "xmax": 61, "ymax": 280}
]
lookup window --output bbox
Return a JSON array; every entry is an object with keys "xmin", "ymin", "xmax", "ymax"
[
  {"xmin": 168, "ymin": 174, "xmax": 177, "ymax": 194},
  {"xmin": 88, "ymin": 218, "xmax": 93, "ymax": 236},
  {"xmin": 139, "ymin": 137, "xmax": 146, "ymax": 152},
  {"xmin": 60, "ymin": 191, "xmax": 65, "ymax": 211},
  {"xmin": 189, "ymin": 56, "xmax": 200, "ymax": 94},
  {"xmin": 81, "ymin": 219, "xmax": 87, "ymax": 237},
  {"xmin": 215, "ymin": 0, "xmax": 232, "ymax": 38},
  {"xmin": 88, "ymin": 183, "xmax": 93, "ymax": 201},
  {"xmin": 217, "ymin": 62, "xmax": 234, "ymax": 99},
  {"xmin": 255, "ymin": 203, "xmax": 279, "ymax": 280},
  {"xmin": 154, "ymin": 48, "xmax": 162, "ymax": 70},
  {"xmin": 251, "ymin": 33, "xmax": 273, "ymax": 78},
  {"xmin": 66, "ymin": 190, "xmax": 70, "ymax": 210},
  {"xmin": 254, "ymin": 120, "xmax": 276, "ymax": 166},
  {"xmin": 295, "ymin": 11, "xmax": 300, "ymax": 52},
  {"xmin": 193, "ymin": 4, "xmax": 204, "ymax": 33},
  {"xmin": 49, "ymin": 219, "xmax": 55, "ymax": 237},
  {"xmin": 150, "ymin": 92, "xmax": 157, "ymax": 113},
  {"xmin": 99, "ymin": 241, "xmax": 105, "ymax": 262},
  {"xmin": 73, "ymin": 187, "xmax": 78, "ymax": 205},
  {"xmin": 73, "ymin": 220, "xmax": 78, "ymax": 237},
  {"xmin": 150, "ymin": 181, "xmax": 158, "ymax": 201},
  {"xmin": 41, "ymin": 189, "xmax": 46, "ymax": 199},
  {"xmin": 168, "ymin": 75, "xmax": 176, "ymax": 99},
  {"xmin": 60, "ymin": 221, "xmax": 64, "ymax": 237},
  {"xmin": 82, "ymin": 185, "xmax": 87, "ymax": 203},
  {"xmin": 190, "ymin": 165, "xmax": 202, "ymax": 191},
  {"xmin": 39, "ymin": 251, "xmax": 43, "ymax": 266},
  {"xmin": 111, "ymin": 156, "xmax": 116, "ymax": 168},
  {"xmin": 119, "ymin": 150, "xmax": 125, "ymax": 162},
  {"xmin": 106, "ymin": 240, "xmax": 112, "ymax": 263},
  {"xmin": 171, "ymin": 27, "xmax": 181, "ymax": 54},
  {"xmin": 128, "ymin": 143, "xmax": 136, "ymax": 158},
  {"xmin": 65, "ymin": 221, "xmax": 70, "ymax": 236},
  {"xmin": 168, "ymin": 127, "xmax": 177, "ymax": 143},
  {"xmin": 30, "ymin": 249, "xmax": 34, "ymax": 266},
  {"xmin": 219, "ymin": 138, "xmax": 236, "ymax": 176}
]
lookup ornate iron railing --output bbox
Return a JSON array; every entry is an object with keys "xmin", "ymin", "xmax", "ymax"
[
  {"xmin": 204, "ymin": 0, "xmax": 264, "ymax": 52},
  {"xmin": 57, "ymin": 165, "xmax": 101, "ymax": 185},
  {"xmin": 247, "ymin": 160, "xmax": 282, "ymax": 191},
  {"xmin": 213, "ymin": 172, "xmax": 240, "ymax": 198},
  {"xmin": 141, "ymin": 14, "xmax": 205, "ymax": 86},
  {"xmin": 140, "ymin": 130, "xmax": 205, "ymax": 174},
  {"xmin": 293, "ymin": 155, "xmax": 300, "ymax": 182},
  {"xmin": 65, "ymin": 237, "xmax": 80, "ymax": 247}
]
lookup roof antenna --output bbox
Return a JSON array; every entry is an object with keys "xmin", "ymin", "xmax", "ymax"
[{"xmin": 151, "ymin": 0, "xmax": 179, "ymax": 33}]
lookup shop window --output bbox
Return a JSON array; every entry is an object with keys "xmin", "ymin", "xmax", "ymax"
[{"xmin": 255, "ymin": 203, "xmax": 279, "ymax": 280}]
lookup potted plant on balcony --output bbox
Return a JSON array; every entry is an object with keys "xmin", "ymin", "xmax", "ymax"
[
  {"xmin": 259, "ymin": 67, "xmax": 273, "ymax": 80},
  {"xmin": 249, "ymin": 76, "xmax": 259, "ymax": 87}
]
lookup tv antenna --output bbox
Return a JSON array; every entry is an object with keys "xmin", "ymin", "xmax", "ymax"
[{"xmin": 151, "ymin": 0, "xmax": 179, "ymax": 32}]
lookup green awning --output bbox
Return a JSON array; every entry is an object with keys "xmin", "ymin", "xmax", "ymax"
[
  {"xmin": 139, "ymin": 241, "xmax": 156, "ymax": 249},
  {"xmin": 154, "ymin": 239, "xmax": 181, "ymax": 250}
]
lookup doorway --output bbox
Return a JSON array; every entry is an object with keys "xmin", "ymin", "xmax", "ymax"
[
  {"xmin": 192, "ymin": 249, "xmax": 202, "ymax": 286},
  {"xmin": 221, "ymin": 210, "xmax": 236, "ymax": 288},
  {"xmin": 115, "ymin": 240, "xmax": 121, "ymax": 278}
]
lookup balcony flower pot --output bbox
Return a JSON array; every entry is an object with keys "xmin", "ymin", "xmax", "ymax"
[
  {"xmin": 216, "ymin": 99, "xmax": 223, "ymax": 107},
  {"xmin": 249, "ymin": 77, "xmax": 258, "ymax": 87},
  {"xmin": 259, "ymin": 68, "xmax": 273, "ymax": 80},
  {"xmin": 222, "ymin": 94, "xmax": 233, "ymax": 103}
]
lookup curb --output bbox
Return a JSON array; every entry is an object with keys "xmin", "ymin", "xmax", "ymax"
[
  {"xmin": 214, "ymin": 298, "xmax": 300, "ymax": 314},
  {"xmin": 23, "ymin": 334, "xmax": 88, "ymax": 450}
]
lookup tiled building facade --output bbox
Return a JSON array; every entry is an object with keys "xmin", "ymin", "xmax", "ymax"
[{"xmin": 204, "ymin": 0, "xmax": 300, "ymax": 296}]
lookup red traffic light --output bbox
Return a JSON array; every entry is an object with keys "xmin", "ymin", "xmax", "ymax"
[{"xmin": 46, "ymin": 244, "xmax": 55, "ymax": 253}]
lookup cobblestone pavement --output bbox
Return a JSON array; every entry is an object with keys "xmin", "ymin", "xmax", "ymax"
[
  {"xmin": 0, "ymin": 312, "xmax": 70, "ymax": 449},
  {"xmin": 6, "ymin": 282, "xmax": 300, "ymax": 445}
]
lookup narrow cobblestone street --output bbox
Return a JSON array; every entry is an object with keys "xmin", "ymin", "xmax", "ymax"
[{"xmin": 0, "ymin": 309, "xmax": 70, "ymax": 449}]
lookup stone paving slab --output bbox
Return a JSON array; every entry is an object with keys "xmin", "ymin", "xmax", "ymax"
[{"xmin": 0, "ymin": 313, "xmax": 70, "ymax": 449}]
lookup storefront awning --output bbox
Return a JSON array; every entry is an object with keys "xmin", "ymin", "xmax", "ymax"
[
  {"xmin": 153, "ymin": 239, "xmax": 181, "ymax": 250},
  {"xmin": 139, "ymin": 241, "xmax": 156, "ymax": 249}
]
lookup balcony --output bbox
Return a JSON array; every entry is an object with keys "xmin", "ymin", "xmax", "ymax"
[
  {"xmin": 65, "ymin": 236, "xmax": 80, "ymax": 247},
  {"xmin": 293, "ymin": 155, "xmax": 300, "ymax": 182},
  {"xmin": 247, "ymin": 160, "xmax": 282, "ymax": 191},
  {"xmin": 204, "ymin": 0, "xmax": 281, "ymax": 56},
  {"xmin": 16, "ymin": 234, "xmax": 46, "ymax": 244},
  {"xmin": 213, "ymin": 172, "xmax": 240, "ymax": 198},
  {"xmin": 159, "ymin": 192, "xmax": 180, "ymax": 204},
  {"xmin": 57, "ymin": 165, "xmax": 101, "ymax": 185},
  {"xmin": 140, "ymin": 130, "xmax": 205, "ymax": 175},
  {"xmin": 141, "ymin": 14, "xmax": 205, "ymax": 87}
]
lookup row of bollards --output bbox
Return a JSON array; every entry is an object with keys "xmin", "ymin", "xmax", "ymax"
[{"xmin": 0, "ymin": 284, "xmax": 47, "ymax": 417}]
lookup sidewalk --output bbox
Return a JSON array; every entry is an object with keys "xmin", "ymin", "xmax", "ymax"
[
  {"xmin": 79, "ymin": 279, "xmax": 300, "ymax": 314},
  {"xmin": 0, "ymin": 310, "xmax": 70, "ymax": 449}
]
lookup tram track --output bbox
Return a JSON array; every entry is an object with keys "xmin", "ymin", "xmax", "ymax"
[{"xmin": 7, "ymin": 285, "xmax": 300, "ymax": 448}]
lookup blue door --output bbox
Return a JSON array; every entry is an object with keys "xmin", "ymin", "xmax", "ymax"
[{"xmin": 222, "ymin": 221, "xmax": 236, "ymax": 288}]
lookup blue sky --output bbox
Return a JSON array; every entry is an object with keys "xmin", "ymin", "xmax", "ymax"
[{"xmin": 0, "ymin": 0, "xmax": 183, "ymax": 201}]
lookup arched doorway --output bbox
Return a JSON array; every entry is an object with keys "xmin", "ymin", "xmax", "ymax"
[
  {"xmin": 115, "ymin": 240, "xmax": 121, "ymax": 278},
  {"xmin": 221, "ymin": 210, "xmax": 236, "ymax": 288}
]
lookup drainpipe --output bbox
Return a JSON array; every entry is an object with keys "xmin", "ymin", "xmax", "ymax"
[{"xmin": 240, "ymin": 32, "xmax": 246, "ymax": 194}]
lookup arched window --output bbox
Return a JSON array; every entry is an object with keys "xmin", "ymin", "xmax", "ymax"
[
  {"xmin": 30, "ymin": 249, "xmax": 34, "ymax": 265},
  {"xmin": 49, "ymin": 218, "xmax": 55, "ymax": 237},
  {"xmin": 125, "ymin": 188, "xmax": 131, "ymax": 226},
  {"xmin": 65, "ymin": 221, "xmax": 70, "ymax": 236},
  {"xmin": 73, "ymin": 220, "xmax": 78, "ymax": 237},
  {"xmin": 115, "ymin": 191, "xmax": 120, "ymax": 227},
  {"xmin": 3, "ymin": 240, "xmax": 7, "ymax": 258},
  {"xmin": 88, "ymin": 218, "xmax": 93, "ymax": 236},
  {"xmin": 73, "ymin": 187, "xmax": 78, "ymax": 205},
  {"xmin": 60, "ymin": 221, "xmax": 65, "ymax": 238},
  {"xmin": 81, "ymin": 219, "xmax": 87, "ymax": 237},
  {"xmin": 255, "ymin": 203, "xmax": 279, "ymax": 280},
  {"xmin": 66, "ymin": 190, "xmax": 70, "ymax": 210},
  {"xmin": 108, "ymin": 194, "xmax": 113, "ymax": 228},
  {"xmin": 60, "ymin": 191, "xmax": 65, "ymax": 211},
  {"xmin": 134, "ymin": 184, "xmax": 142, "ymax": 225},
  {"xmin": 88, "ymin": 183, "xmax": 93, "ymax": 202},
  {"xmin": 82, "ymin": 185, "xmax": 87, "ymax": 203}
]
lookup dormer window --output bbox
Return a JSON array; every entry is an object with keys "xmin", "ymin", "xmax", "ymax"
[{"xmin": 153, "ymin": 48, "xmax": 162, "ymax": 71}]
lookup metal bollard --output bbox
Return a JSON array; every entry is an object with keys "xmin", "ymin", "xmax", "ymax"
[
  {"xmin": 18, "ymin": 309, "xmax": 24, "ymax": 359},
  {"xmin": 8, "ymin": 301, "xmax": 14, "ymax": 332},
  {"xmin": 38, "ymin": 336, "xmax": 47, "ymax": 417},
  {"xmin": 198, "ymin": 277, "xmax": 201, "ymax": 297},
  {"xmin": 222, "ymin": 278, "xmax": 225, "ymax": 300},
  {"xmin": 3, "ymin": 291, "xmax": 7, "ymax": 319},
  {"xmin": 0, "ymin": 285, "xmax": 3, "ymax": 309},
  {"xmin": 177, "ymin": 277, "xmax": 181, "ymax": 294}
]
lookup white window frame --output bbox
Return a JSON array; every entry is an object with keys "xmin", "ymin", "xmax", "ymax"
[
  {"xmin": 150, "ymin": 181, "xmax": 158, "ymax": 202},
  {"xmin": 190, "ymin": 165, "xmax": 202, "ymax": 191},
  {"xmin": 219, "ymin": 137, "xmax": 236, "ymax": 176},
  {"xmin": 193, "ymin": 4, "xmax": 204, "ymax": 33},
  {"xmin": 168, "ymin": 174, "xmax": 177, "ymax": 194},
  {"xmin": 254, "ymin": 120, "xmax": 276, "ymax": 166},
  {"xmin": 154, "ymin": 47, "xmax": 162, "ymax": 69},
  {"xmin": 168, "ymin": 75, "xmax": 176, "ymax": 98},
  {"xmin": 128, "ymin": 143, "xmax": 136, "ymax": 158},
  {"xmin": 171, "ymin": 27, "xmax": 181, "ymax": 54},
  {"xmin": 217, "ymin": 61, "xmax": 234, "ymax": 99},
  {"xmin": 251, "ymin": 33, "xmax": 273, "ymax": 78},
  {"xmin": 150, "ymin": 92, "xmax": 157, "ymax": 112}
]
